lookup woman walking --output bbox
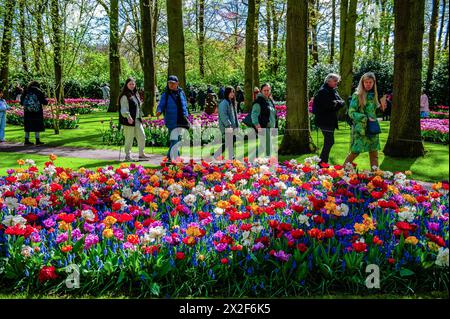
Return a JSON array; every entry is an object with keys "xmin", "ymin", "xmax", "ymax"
[
  {"xmin": 20, "ymin": 81, "xmax": 48, "ymax": 145},
  {"xmin": 0, "ymin": 89, "xmax": 10, "ymax": 143},
  {"xmin": 218, "ymin": 86, "xmax": 239, "ymax": 159},
  {"xmin": 118, "ymin": 77, "xmax": 148, "ymax": 162},
  {"xmin": 344, "ymin": 72, "xmax": 386, "ymax": 170},
  {"xmin": 251, "ymin": 83, "xmax": 277, "ymax": 157}
]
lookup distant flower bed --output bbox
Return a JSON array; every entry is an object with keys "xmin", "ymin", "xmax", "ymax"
[
  {"xmin": 6, "ymin": 98, "xmax": 108, "ymax": 115},
  {"xmin": 0, "ymin": 156, "xmax": 448, "ymax": 297},
  {"xmin": 421, "ymin": 119, "xmax": 449, "ymax": 144},
  {"xmin": 430, "ymin": 112, "xmax": 449, "ymax": 119},
  {"xmin": 430, "ymin": 105, "xmax": 449, "ymax": 112},
  {"xmin": 6, "ymin": 105, "xmax": 79, "ymax": 129}
]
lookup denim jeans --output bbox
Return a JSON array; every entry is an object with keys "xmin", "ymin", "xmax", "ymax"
[
  {"xmin": 0, "ymin": 111, "xmax": 6, "ymax": 141},
  {"xmin": 167, "ymin": 128, "xmax": 181, "ymax": 160}
]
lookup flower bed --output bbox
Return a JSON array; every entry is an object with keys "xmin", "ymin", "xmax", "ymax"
[
  {"xmin": 0, "ymin": 156, "xmax": 448, "ymax": 297},
  {"xmin": 6, "ymin": 105, "xmax": 79, "ymax": 129},
  {"xmin": 421, "ymin": 119, "xmax": 449, "ymax": 144},
  {"xmin": 6, "ymin": 98, "xmax": 108, "ymax": 115},
  {"xmin": 430, "ymin": 111, "xmax": 449, "ymax": 119}
]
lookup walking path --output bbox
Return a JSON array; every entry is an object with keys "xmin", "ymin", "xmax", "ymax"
[
  {"xmin": 0, "ymin": 142, "xmax": 435, "ymax": 190},
  {"xmin": 0, "ymin": 142, "xmax": 164, "ymax": 166}
]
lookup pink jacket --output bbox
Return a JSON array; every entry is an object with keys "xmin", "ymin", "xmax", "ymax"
[{"xmin": 420, "ymin": 94, "xmax": 429, "ymax": 112}]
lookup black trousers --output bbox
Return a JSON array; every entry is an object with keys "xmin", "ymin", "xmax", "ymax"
[{"xmin": 319, "ymin": 126, "xmax": 335, "ymax": 164}]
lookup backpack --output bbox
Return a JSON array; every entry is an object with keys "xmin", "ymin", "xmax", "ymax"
[{"xmin": 23, "ymin": 93, "xmax": 41, "ymax": 112}]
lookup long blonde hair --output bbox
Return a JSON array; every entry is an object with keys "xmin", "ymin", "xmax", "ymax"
[{"xmin": 355, "ymin": 72, "xmax": 379, "ymax": 108}]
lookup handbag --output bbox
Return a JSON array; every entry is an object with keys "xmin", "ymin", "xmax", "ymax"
[
  {"xmin": 366, "ymin": 119, "xmax": 381, "ymax": 136},
  {"xmin": 242, "ymin": 112, "xmax": 255, "ymax": 128}
]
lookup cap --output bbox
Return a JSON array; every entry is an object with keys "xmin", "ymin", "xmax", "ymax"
[{"xmin": 168, "ymin": 75, "xmax": 179, "ymax": 83}]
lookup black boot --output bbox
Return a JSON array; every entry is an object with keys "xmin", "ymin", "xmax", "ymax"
[
  {"xmin": 35, "ymin": 138, "xmax": 44, "ymax": 145},
  {"xmin": 24, "ymin": 138, "xmax": 34, "ymax": 146}
]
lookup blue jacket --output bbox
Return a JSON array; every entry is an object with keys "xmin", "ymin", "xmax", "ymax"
[
  {"xmin": 218, "ymin": 99, "xmax": 239, "ymax": 133},
  {"xmin": 0, "ymin": 99, "xmax": 8, "ymax": 112},
  {"xmin": 157, "ymin": 87, "xmax": 189, "ymax": 130}
]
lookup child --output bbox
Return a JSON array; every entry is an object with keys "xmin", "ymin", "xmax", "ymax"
[{"xmin": 0, "ymin": 89, "xmax": 9, "ymax": 143}]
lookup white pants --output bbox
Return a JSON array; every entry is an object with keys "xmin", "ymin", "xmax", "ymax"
[{"xmin": 123, "ymin": 119, "xmax": 146, "ymax": 157}]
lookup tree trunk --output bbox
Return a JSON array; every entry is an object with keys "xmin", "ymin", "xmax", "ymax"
[
  {"xmin": 0, "ymin": 1, "xmax": 16, "ymax": 92},
  {"xmin": 271, "ymin": 0, "xmax": 281, "ymax": 75},
  {"xmin": 253, "ymin": 0, "xmax": 261, "ymax": 90},
  {"xmin": 108, "ymin": 0, "xmax": 121, "ymax": 113},
  {"xmin": 444, "ymin": 10, "xmax": 449, "ymax": 50},
  {"xmin": 425, "ymin": 0, "xmax": 440, "ymax": 93},
  {"xmin": 266, "ymin": 0, "xmax": 272, "ymax": 63},
  {"xmin": 309, "ymin": 0, "xmax": 319, "ymax": 66},
  {"xmin": 381, "ymin": 0, "xmax": 391, "ymax": 57},
  {"xmin": 330, "ymin": 0, "xmax": 336, "ymax": 65},
  {"xmin": 19, "ymin": 0, "xmax": 29, "ymax": 74},
  {"xmin": 244, "ymin": 0, "xmax": 256, "ymax": 111},
  {"xmin": 338, "ymin": 0, "xmax": 358, "ymax": 119},
  {"xmin": 152, "ymin": 0, "xmax": 159, "ymax": 50},
  {"xmin": 50, "ymin": 0, "xmax": 64, "ymax": 135},
  {"xmin": 279, "ymin": 0, "xmax": 316, "ymax": 155},
  {"xmin": 166, "ymin": 0, "xmax": 186, "ymax": 90},
  {"xmin": 198, "ymin": 0, "xmax": 205, "ymax": 78},
  {"xmin": 140, "ymin": 0, "xmax": 156, "ymax": 116},
  {"xmin": 437, "ymin": 0, "xmax": 447, "ymax": 51},
  {"xmin": 34, "ymin": 5, "xmax": 45, "ymax": 74},
  {"xmin": 383, "ymin": 0, "xmax": 425, "ymax": 158}
]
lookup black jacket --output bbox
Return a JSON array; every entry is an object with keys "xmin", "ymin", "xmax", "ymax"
[
  {"xmin": 21, "ymin": 86, "xmax": 48, "ymax": 132},
  {"xmin": 119, "ymin": 93, "xmax": 141, "ymax": 127},
  {"xmin": 313, "ymin": 83, "xmax": 344, "ymax": 129}
]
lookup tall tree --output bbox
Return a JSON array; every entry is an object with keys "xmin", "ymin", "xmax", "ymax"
[
  {"xmin": 140, "ymin": 0, "xmax": 156, "ymax": 116},
  {"xmin": 19, "ymin": 0, "xmax": 29, "ymax": 74},
  {"xmin": 329, "ymin": 0, "xmax": 336, "ymax": 65},
  {"xmin": 381, "ymin": 0, "xmax": 392, "ymax": 57},
  {"xmin": 197, "ymin": 0, "xmax": 205, "ymax": 78},
  {"xmin": 437, "ymin": 0, "xmax": 447, "ymax": 51},
  {"xmin": 279, "ymin": 0, "xmax": 316, "ymax": 155},
  {"xmin": 253, "ymin": 0, "xmax": 261, "ymax": 89},
  {"xmin": 338, "ymin": 0, "xmax": 358, "ymax": 117},
  {"xmin": 98, "ymin": 0, "xmax": 121, "ymax": 113},
  {"xmin": 266, "ymin": 0, "xmax": 272, "ymax": 62},
  {"xmin": 244, "ymin": 0, "xmax": 256, "ymax": 111},
  {"xmin": 0, "ymin": 1, "xmax": 16, "ymax": 92},
  {"xmin": 152, "ymin": 0, "xmax": 159, "ymax": 51},
  {"xmin": 50, "ymin": 0, "xmax": 64, "ymax": 105},
  {"xmin": 444, "ymin": 10, "xmax": 450, "ymax": 50},
  {"xmin": 309, "ymin": 0, "xmax": 319, "ymax": 66},
  {"xmin": 425, "ymin": 0, "xmax": 440, "ymax": 93},
  {"xmin": 166, "ymin": 0, "xmax": 186, "ymax": 90},
  {"xmin": 383, "ymin": 0, "xmax": 425, "ymax": 157},
  {"xmin": 270, "ymin": 0, "xmax": 284, "ymax": 75}
]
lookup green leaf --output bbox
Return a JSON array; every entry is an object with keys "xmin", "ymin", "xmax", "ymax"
[
  {"xmin": 117, "ymin": 270, "xmax": 126, "ymax": 284},
  {"xmin": 150, "ymin": 282, "xmax": 160, "ymax": 296},
  {"xmin": 399, "ymin": 268, "xmax": 415, "ymax": 277}
]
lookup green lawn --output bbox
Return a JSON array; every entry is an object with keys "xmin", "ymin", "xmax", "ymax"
[
  {"xmin": 2, "ymin": 112, "xmax": 449, "ymax": 182},
  {"xmin": 4, "ymin": 111, "xmax": 167, "ymax": 154}
]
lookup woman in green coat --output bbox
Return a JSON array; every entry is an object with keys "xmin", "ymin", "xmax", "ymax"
[{"xmin": 344, "ymin": 72, "xmax": 386, "ymax": 170}]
